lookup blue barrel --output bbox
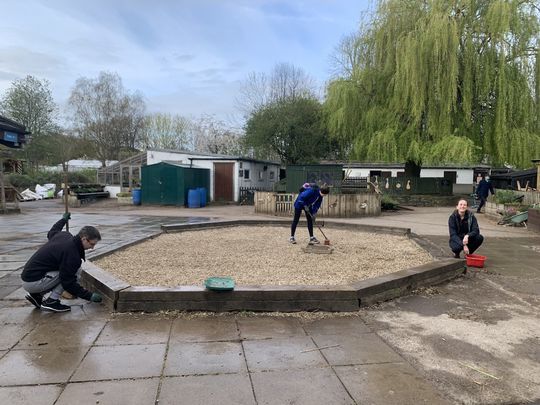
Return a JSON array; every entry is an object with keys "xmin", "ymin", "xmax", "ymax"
[
  {"xmin": 187, "ymin": 189, "xmax": 200, "ymax": 208},
  {"xmin": 132, "ymin": 189, "xmax": 142, "ymax": 205},
  {"xmin": 197, "ymin": 187, "xmax": 207, "ymax": 207}
]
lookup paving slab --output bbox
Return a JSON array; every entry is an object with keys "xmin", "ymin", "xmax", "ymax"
[
  {"xmin": 159, "ymin": 374, "xmax": 256, "ymax": 405},
  {"xmin": 302, "ymin": 316, "xmax": 371, "ymax": 335},
  {"xmin": 95, "ymin": 318, "xmax": 171, "ymax": 345},
  {"xmin": 335, "ymin": 363, "xmax": 452, "ymax": 404},
  {"xmin": 243, "ymin": 336, "xmax": 326, "ymax": 372},
  {"xmin": 56, "ymin": 378, "xmax": 160, "ymax": 405},
  {"xmin": 0, "ymin": 262, "xmax": 25, "ymax": 271},
  {"xmin": 164, "ymin": 341, "xmax": 246, "ymax": 376},
  {"xmin": 71, "ymin": 344, "xmax": 166, "ymax": 381},
  {"xmin": 15, "ymin": 320, "xmax": 105, "ymax": 349},
  {"xmin": 250, "ymin": 367, "xmax": 354, "ymax": 405},
  {"xmin": 3, "ymin": 287, "xmax": 27, "ymax": 300},
  {"xmin": 0, "ymin": 254, "xmax": 33, "ymax": 263},
  {"xmin": 0, "ymin": 272, "xmax": 22, "ymax": 287},
  {"xmin": 311, "ymin": 332, "xmax": 404, "ymax": 365},
  {"xmin": 0, "ymin": 306, "xmax": 42, "ymax": 324},
  {"xmin": 0, "ymin": 323, "xmax": 34, "ymax": 350},
  {"xmin": 0, "ymin": 385, "xmax": 62, "ymax": 405},
  {"xmin": 0, "ymin": 347, "xmax": 88, "ymax": 385},
  {"xmin": 170, "ymin": 316, "xmax": 239, "ymax": 342},
  {"xmin": 237, "ymin": 316, "xmax": 305, "ymax": 339}
]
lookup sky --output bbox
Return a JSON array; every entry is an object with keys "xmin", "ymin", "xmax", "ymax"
[{"xmin": 0, "ymin": 0, "xmax": 372, "ymax": 127}]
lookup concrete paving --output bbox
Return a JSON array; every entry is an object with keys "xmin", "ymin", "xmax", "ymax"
[{"xmin": 0, "ymin": 198, "xmax": 538, "ymax": 404}]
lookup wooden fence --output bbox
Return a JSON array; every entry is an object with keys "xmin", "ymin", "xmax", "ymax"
[{"xmin": 254, "ymin": 191, "xmax": 381, "ymax": 217}]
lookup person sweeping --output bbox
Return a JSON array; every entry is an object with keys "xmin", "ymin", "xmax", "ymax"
[{"xmin": 290, "ymin": 184, "xmax": 330, "ymax": 245}]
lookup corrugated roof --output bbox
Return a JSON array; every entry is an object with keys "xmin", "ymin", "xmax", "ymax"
[{"xmin": 148, "ymin": 148, "xmax": 280, "ymax": 166}]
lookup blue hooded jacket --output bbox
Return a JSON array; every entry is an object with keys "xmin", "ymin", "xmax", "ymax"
[{"xmin": 294, "ymin": 187, "xmax": 324, "ymax": 214}]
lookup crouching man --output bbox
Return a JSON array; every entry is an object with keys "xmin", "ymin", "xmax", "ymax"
[
  {"xmin": 21, "ymin": 213, "xmax": 103, "ymax": 312},
  {"xmin": 448, "ymin": 199, "xmax": 484, "ymax": 258}
]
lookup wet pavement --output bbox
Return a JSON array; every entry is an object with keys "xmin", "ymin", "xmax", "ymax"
[{"xmin": 0, "ymin": 199, "xmax": 539, "ymax": 404}]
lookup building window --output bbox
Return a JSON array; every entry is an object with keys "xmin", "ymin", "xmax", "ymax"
[
  {"xmin": 244, "ymin": 169, "xmax": 250, "ymax": 179},
  {"xmin": 239, "ymin": 162, "xmax": 243, "ymax": 168},
  {"xmin": 269, "ymin": 171, "xmax": 275, "ymax": 180},
  {"xmin": 239, "ymin": 170, "xmax": 243, "ymax": 178}
]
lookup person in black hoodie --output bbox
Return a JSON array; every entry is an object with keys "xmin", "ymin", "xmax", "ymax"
[
  {"xmin": 21, "ymin": 213, "xmax": 103, "ymax": 312},
  {"xmin": 448, "ymin": 199, "xmax": 484, "ymax": 258}
]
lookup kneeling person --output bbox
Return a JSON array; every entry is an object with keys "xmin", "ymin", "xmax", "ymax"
[
  {"xmin": 21, "ymin": 214, "xmax": 103, "ymax": 312},
  {"xmin": 448, "ymin": 199, "xmax": 484, "ymax": 258}
]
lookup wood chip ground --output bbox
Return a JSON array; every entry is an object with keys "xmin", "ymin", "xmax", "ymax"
[{"xmin": 94, "ymin": 226, "xmax": 433, "ymax": 286}]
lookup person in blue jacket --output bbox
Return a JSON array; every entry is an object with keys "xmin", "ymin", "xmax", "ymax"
[
  {"xmin": 448, "ymin": 199, "xmax": 483, "ymax": 258},
  {"xmin": 290, "ymin": 184, "xmax": 330, "ymax": 244},
  {"xmin": 476, "ymin": 174, "xmax": 495, "ymax": 213}
]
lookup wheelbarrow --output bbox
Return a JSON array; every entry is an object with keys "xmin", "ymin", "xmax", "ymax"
[{"xmin": 497, "ymin": 211, "xmax": 528, "ymax": 227}]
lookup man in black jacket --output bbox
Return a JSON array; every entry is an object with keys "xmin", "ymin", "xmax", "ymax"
[
  {"xmin": 21, "ymin": 213, "xmax": 103, "ymax": 312},
  {"xmin": 476, "ymin": 174, "xmax": 495, "ymax": 213},
  {"xmin": 448, "ymin": 199, "xmax": 484, "ymax": 258}
]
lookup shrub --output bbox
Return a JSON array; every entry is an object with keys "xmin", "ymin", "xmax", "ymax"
[
  {"xmin": 6, "ymin": 173, "xmax": 34, "ymax": 190},
  {"xmin": 381, "ymin": 194, "xmax": 399, "ymax": 210},
  {"xmin": 7, "ymin": 170, "xmax": 97, "ymax": 192},
  {"xmin": 494, "ymin": 190, "xmax": 518, "ymax": 204}
]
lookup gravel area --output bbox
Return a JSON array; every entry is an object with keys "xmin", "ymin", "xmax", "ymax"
[{"xmin": 94, "ymin": 226, "xmax": 433, "ymax": 286}]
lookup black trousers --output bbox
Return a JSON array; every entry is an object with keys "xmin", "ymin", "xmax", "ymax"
[
  {"xmin": 477, "ymin": 196, "xmax": 487, "ymax": 212},
  {"xmin": 449, "ymin": 234, "xmax": 484, "ymax": 255},
  {"xmin": 291, "ymin": 208, "xmax": 313, "ymax": 237}
]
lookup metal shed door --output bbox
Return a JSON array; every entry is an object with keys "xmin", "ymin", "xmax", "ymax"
[{"xmin": 214, "ymin": 162, "xmax": 234, "ymax": 201}]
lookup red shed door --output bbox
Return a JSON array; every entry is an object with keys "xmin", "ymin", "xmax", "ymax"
[{"xmin": 214, "ymin": 162, "xmax": 234, "ymax": 201}]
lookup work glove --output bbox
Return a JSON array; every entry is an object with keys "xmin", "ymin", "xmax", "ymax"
[
  {"xmin": 62, "ymin": 212, "xmax": 71, "ymax": 221},
  {"xmin": 90, "ymin": 292, "xmax": 102, "ymax": 303}
]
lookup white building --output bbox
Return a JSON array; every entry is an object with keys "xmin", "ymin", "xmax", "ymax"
[
  {"xmin": 43, "ymin": 159, "xmax": 118, "ymax": 172},
  {"xmin": 343, "ymin": 163, "xmax": 490, "ymax": 194},
  {"xmin": 98, "ymin": 149, "xmax": 280, "ymax": 202}
]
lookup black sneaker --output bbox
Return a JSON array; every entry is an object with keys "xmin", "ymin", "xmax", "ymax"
[
  {"xmin": 309, "ymin": 236, "xmax": 320, "ymax": 245},
  {"xmin": 289, "ymin": 236, "xmax": 297, "ymax": 244},
  {"xmin": 454, "ymin": 252, "xmax": 461, "ymax": 258},
  {"xmin": 25, "ymin": 293, "xmax": 43, "ymax": 309},
  {"xmin": 40, "ymin": 298, "xmax": 71, "ymax": 312}
]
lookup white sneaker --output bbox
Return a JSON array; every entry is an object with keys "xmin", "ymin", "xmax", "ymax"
[
  {"xmin": 289, "ymin": 236, "xmax": 296, "ymax": 244},
  {"xmin": 309, "ymin": 236, "xmax": 320, "ymax": 245}
]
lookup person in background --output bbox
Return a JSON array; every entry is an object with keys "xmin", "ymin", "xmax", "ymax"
[
  {"xmin": 290, "ymin": 184, "xmax": 330, "ymax": 245},
  {"xmin": 21, "ymin": 213, "xmax": 103, "ymax": 312},
  {"xmin": 476, "ymin": 174, "xmax": 495, "ymax": 213},
  {"xmin": 448, "ymin": 199, "xmax": 484, "ymax": 258}
]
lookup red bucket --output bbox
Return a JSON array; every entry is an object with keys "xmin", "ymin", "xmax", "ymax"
[{"xmin": 466, "ymin": 254, "xmax": 486, "ymax": 268}]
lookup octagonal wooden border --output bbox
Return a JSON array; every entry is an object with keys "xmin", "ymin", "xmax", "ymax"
[{"xmin": 81, "ymin": 219, "xmax": 466, "ymax": 312}]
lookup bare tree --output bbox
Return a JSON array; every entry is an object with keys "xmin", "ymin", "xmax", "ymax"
[
  {"xmin": 236, "ymin": 63, "xmax": 317, "ymax": 115},
  {"xmin": 329, "ymin": 32, "xmax": 364, "ymax": 78},
  {"xmin": 189, "ymin": 115, "xmax": 245, "ymax": 155},
  {"xmin": 68, "ymin": 72, "xmax": 146, "ymax": 165},
  {"xmin": 140, "ymin": 113, "xmax": 190, "ymax": 150}
]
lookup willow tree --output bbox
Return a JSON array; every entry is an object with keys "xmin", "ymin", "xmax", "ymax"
[{"xmin": 326, "ymin": 0, "xmax": 540, "ymax": 169}]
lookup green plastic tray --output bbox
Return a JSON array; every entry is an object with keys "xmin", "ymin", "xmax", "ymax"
[{"xmin": 204, "ymin": 277, "xmax": 235, "ymax": 291}]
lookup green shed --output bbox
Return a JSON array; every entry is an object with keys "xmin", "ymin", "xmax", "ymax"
[
  {"xmin": 285, "ymin": 164, "xmax": 343, "ymax": 193},
  {"xmin": 141, "ymin": 161, "xmax": 210, "ymax": 206}
]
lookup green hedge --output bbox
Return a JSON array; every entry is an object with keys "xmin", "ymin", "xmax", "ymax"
[
  {"xmin": 7, "ymin": 169, "xmax": 97, "ymax": 192},
  {"xmin": 381, "ymin": 194, "xmax": 399, "ymax": 210}
]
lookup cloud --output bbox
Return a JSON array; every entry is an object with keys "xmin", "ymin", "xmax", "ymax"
[{"xmin": 0, "ymin": 0, "xmax": 367, "ymax": 121}]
